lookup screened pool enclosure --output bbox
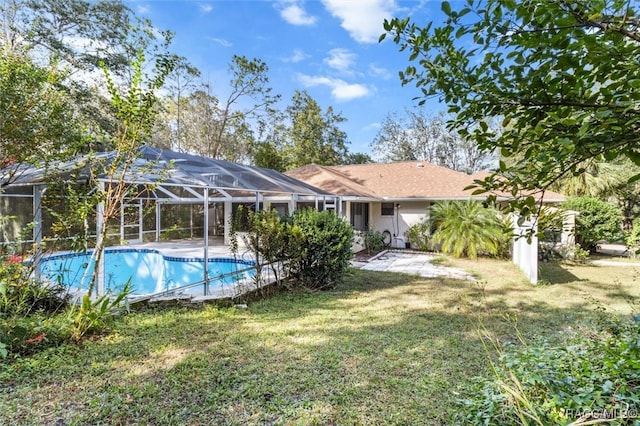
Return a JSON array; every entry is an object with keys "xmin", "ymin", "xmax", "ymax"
[{"xmin": 0, "ymin": 146, "xmax": 338, "ymax": 296}]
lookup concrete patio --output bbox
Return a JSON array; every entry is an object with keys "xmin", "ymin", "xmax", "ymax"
[{"xmin": 353, "ymin": 250, "xmax": 475, "ymax": 280}]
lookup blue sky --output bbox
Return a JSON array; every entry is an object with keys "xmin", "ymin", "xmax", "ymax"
[{"xmin": 127, "ymin": 0, "xmax": 447, "ymax": 156}]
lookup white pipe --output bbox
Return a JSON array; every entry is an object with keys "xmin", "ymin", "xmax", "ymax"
[{"xmin": 203, "ymin": 188, "xmax": 209, "ymax": 295}]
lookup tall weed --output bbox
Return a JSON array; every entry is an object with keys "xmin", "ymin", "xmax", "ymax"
[{"xmin": 67, "ymin": 281, "xmax": 131, "ymax": 341}]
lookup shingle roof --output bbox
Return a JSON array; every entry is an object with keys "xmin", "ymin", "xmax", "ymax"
[
  {"xmin": 284, "ymin": 164, "xmax": 377, "ymax": 197},
  {"xmin": 287, "ymin": 161, "xmax": 565, "ymax": 202}
]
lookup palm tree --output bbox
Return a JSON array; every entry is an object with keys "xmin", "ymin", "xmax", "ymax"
[
  {"xmin": 552, "ymin": 159, "xmax": 640, "ymax": 230},
  {"xmin": 551, "ymin": 160, "xmax": 619, "ymax": 198},
  {"xmin": 430, "ymin": 200, "xmax": 507, "ymax": 259}
]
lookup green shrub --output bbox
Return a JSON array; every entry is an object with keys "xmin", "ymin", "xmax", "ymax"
[
  {"xmin": 542, "ymin": 243, "xmax": 590, "ymax": 263},
  {"xmin": 0, "ymin": 276, "xmax": 69, "ymax": 318},
  {"xmin": 0, "ymin": 253, "xmax": 69, "ymax": 317},
  {"xmin": 230, "ymin": 208, "xmax": 353, "ymax": 291},
  {"xmin": 563, "ymin": 196, "xmax": 623, "ymax": 252},
  {"xmin": 405, "ymin": 221, "xmax": 431, "ymax": 251},
  {"xmin": 457, "ymin": 320, "xmax": 640, "ymax": 425},
  {"xmin": 496, "ymin": 215, "xmax": 514, "ymax": 258},
  {"xmin": 0, "ymin": 252, "xmax": 71, "ymax": 358},
  {"xmin": 288, "ymin": 209, "xmax": 353, "ymax": 290},
  {"xmin": 1, "ymin": 283, "xmax": 131, "ymax": 358},
  {"xmin": 240, "ymin": 209, "xmax": 294, "ymax": 287},
  {"xmin": 0, "ymin": 313, "xmax": 70, "ymax": 357},
  {"xmin": 566, "ymin": 243, "xmax": 590, "ymax": 263},
  {"xmin": 626, "ymin": 217, "xmax": 640, "ymax": 256},
  {"xmin": 363, "ymin": 229, "xmax": 385, "ymax": 253}
]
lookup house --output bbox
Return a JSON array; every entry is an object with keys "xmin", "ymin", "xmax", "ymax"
[{"xmin": 287, "ymin": 161, "xmax": 567, "ymax": 252}]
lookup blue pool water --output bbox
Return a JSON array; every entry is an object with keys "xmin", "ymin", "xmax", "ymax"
[{"xmin": 40, "ymin": 249, "xmax": 254, "ymax": 295}]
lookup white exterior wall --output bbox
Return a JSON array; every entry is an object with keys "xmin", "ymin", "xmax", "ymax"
[
  {"xmin": 561, "ymin": 211, "xmax": 576, "ymax": 246},
  {"xmin": 369, "ymin": 201, "xmax": 430, "ymax": 247}
]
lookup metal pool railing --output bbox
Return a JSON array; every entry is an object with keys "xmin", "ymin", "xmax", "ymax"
[{"xmin": 127, "ymin": 262, "xmax": 280, "ymax": 304}]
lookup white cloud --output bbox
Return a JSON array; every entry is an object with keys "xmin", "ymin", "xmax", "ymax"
[
  {"xmin": 283, "ymin": 48, "xmax": 308, "ymax": 63},
  {"xmin": 298, "ymin": 74, "xmax": 371, "ymax": 101},
  {"xmin": 208, "ymin": 37, "xmax": 232, "ymax": 47},
  {"xmin": 324, "ymin": 48, "xmax": 356, "ymax": 72},
  {"xmin": 199, "ymin": 3, "xmax": 213, "ymax": 13},
  {"xmin": 136, "ymin": 4, "xmax": 151, "ymax": 14},
  {"xmin": 321, "ymin": 0, "xmax": 398, "ymax": 43},
  {"xmin": 364, "ymin": 121, "xmax": 382, "ymax": 131},
  {"xmin": 368, "ymin": 63, "xmax": 392, "ymax": 80},
  {"xmin": 277, "ymin": 1, "xmax": 317, "ymax": 26}
]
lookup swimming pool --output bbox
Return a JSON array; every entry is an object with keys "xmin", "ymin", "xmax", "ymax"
[{"xmin": 39, "ymin": 248, "xmax": 254, "ymax": 296}]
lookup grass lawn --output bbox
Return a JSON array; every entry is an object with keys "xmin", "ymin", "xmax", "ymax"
[{"xmin": 1, "ymin": 257, "xmax": 639, "ymax": 425}]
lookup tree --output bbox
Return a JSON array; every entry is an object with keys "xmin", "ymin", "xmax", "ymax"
[
  {"xmin": 430, "ymin": 200, "xmax": 508, "ymax": 259},
  {"xmin": 0, "ymin": 48, "xmax": 80, "ymax": 182},
  {"xmin": 176, "ymin": 88, "xmax": 224, "ymax": 157},
  {"xmin": 151, "ymin": 59, "xmax": 202, "ymax": 151},
  {"xmin": 84, "ymin": 52, "xmax": 175, "ymax": 296},
  {"xmin": 253, "ymin": 141, "xmax": 287, "ymax": 171},
  {"xmin": 382, "ymin": 0, "xmax": 640, "ymax": 216},
  {"xmin": 2, "ymin": 0, "xmax": 179, "ymax": 148},
  {"xmin": 284, "ymin": 90, "xmax": 349, "ymax": 169},
  {"xmin": 252, "ymin": 107, "xmax": 288, "ymax": 170},
  {"xmin": 610, "ymin": 160, "xmax": 640, "ymax": 230},
  {"xmin": 209, "ymin": 55, "xmax": 280, "ymax": 162},
  {"xmin": 342, "ymin": 152, "xmax": 373, "ymax": 165},
  {"xmin": 552, "ymin": 158, "xmax": 640, "ymax": 230},
  {"xmin": 152, "ymin": 55, "xmax": 278, "ymax": 161},
  {"xmin": 626, "ymin": 217, "xmax": 640, "ymax": 251},
  {"xmin": 562, "ymin": 196, "xmax": 623, "ymax": 252},
  {"xmin": 551, "ymin": 160, "xmax": 620, "ymax": 199},
  {"xmin": 2, "ymin": 0, "xmax": 168, "ymax": 77},
  {"xmin": 371, "ymin": 109, "xmax": 493, "ymax": 172},
  {"xmin": 371, "ymin": 112, "xmax": 413, "ymax": 161}
]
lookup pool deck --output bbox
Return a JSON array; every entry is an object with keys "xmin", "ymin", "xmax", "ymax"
[{"xmin": 124, "ymin": 238, "xmax": 250, "ymax": 260}]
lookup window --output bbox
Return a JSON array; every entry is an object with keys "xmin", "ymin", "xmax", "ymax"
[
  {"xmin": 350, "ymin": 202, "xmax": 369, "ymax": 231},
  {"xmin": 381, "ymin": 202, "xmax": 394, "ymax": 216}
]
